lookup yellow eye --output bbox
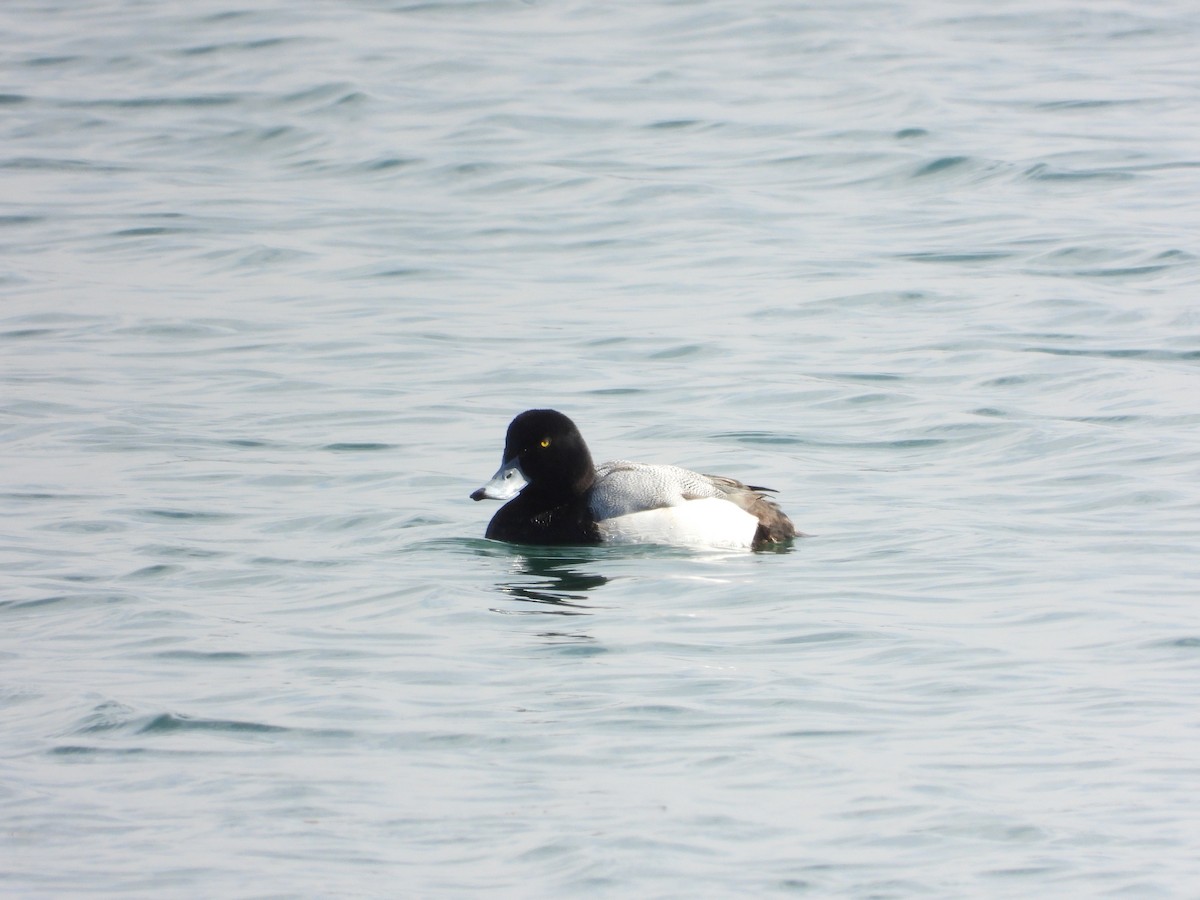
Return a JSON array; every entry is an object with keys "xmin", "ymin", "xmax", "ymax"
[{"xmin": 540, "ymin": 438, "xmax": 551, "ymax": 448}]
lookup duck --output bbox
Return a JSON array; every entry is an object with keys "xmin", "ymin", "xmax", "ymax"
[{"xmin": 470, "ymin": 409, "xmax": 797, "ymax": 550}]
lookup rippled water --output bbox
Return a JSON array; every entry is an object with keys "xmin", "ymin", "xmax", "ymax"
[{"xmin": 4, "ymin": 0, "xmax": 1200, "ymax": 895}]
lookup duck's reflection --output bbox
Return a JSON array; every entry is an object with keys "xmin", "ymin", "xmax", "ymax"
[{"xmin": 491, "ymin": 550, "xmax": 609, "ymax": 616}]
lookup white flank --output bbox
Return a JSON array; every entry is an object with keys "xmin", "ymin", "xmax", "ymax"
[{"xmin": 596, "ymin": 498, "xmax": 759, "ymax": 550}]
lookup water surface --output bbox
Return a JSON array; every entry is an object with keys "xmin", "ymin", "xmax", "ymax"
[{"xmin": 3, "ymin": 0, "xmax": 1200, "ymax": 895}]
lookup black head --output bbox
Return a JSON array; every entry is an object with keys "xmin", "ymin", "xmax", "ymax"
[{"xmin": 502, "ymin": 409, "xmax": 595, "ymax": 496}]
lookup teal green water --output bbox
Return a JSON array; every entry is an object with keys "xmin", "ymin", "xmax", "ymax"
[{"xmin": 3, "ymin": 1, "xmax": 1200, "ymax": 895}]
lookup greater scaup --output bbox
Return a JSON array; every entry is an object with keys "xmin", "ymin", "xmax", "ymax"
[{"xmin": 471, "ymin": 409, "xmax": 797, "ymax": 550}]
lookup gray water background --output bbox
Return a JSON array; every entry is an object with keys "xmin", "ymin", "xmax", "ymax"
[{"xmin": 3, "ymin": 0, "xmax": 1200, "ymax": 895}]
